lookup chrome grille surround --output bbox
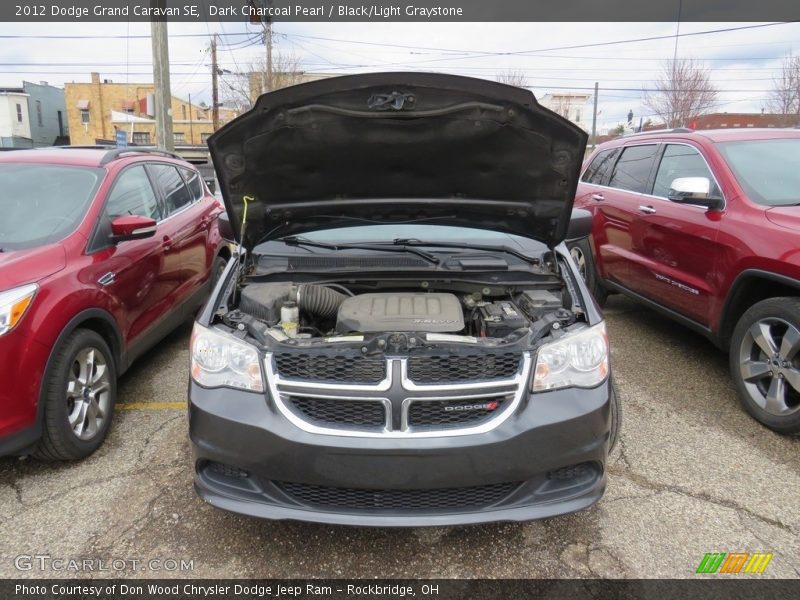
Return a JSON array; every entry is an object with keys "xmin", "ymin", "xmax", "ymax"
[{"xmin": 265, "ymin": 352, "xmax": 530, "ymax": 438}]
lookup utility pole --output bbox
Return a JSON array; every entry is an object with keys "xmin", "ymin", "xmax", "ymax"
[
  {"xmin": 591, "ymin": 81, "xmax": 599, "ymax": 149},
  {"xmin": 188, "ymin": 92, "xmax": 194, "ymax": 145},
  {"xmin": 264, "ymin": 17, "xmax": 272, "ymax": 92},
  {"xmin": 150, "ymin": 1, "xmax": 174, "ymax": 151},
  {"xmin": 211, "ymin": 34, "xmax": 220, "ymax": 131}
]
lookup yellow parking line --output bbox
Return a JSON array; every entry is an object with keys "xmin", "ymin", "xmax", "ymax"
[{"xmin": 118, "ymin": 401, "xmax": 186, "ymax": 411}]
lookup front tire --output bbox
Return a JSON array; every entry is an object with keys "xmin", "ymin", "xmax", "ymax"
[
  {"xmin": 34, "ymin": 329, "xmax": 117, "ymax": 460},
  {"xmin": 730, "ymin": 297, "xmax": 800, "ymax": 434},
  {"xmin": 567, "ymin": 237, "xmax": 608, "ymax": 306}
]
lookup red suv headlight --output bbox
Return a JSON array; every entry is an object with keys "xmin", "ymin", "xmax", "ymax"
[{"xmin": 0, "ymin": 283, "xmax": 37, "ymax": 337}]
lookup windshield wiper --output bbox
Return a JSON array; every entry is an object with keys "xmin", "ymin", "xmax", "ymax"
[
  {"xmin": 279, "ymin": 236, "xmax": 441, "ymax": 264},
  {"xmin": 388, "ymin": 238, "xmax": 538, "ymax": 264}
]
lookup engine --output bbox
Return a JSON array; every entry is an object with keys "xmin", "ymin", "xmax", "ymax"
[
  {"xmin": 336, "ymin": 293, "xmax": 463, "ymax": 333},
  {"xmin": 234, "ymin": 282, "xmax": 565, "ymax": 341}
]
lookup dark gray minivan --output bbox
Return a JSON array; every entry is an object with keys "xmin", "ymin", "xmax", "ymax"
[{"xmin": 188, "ymin": 73, "xmax": 618, "ymax": 526}]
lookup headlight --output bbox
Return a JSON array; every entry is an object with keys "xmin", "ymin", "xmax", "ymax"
[
  {"xmin": 532, "ymin": 322, "xmax": 609, "ymax": 392},
  {"xmin": 190, "ymin": 323, "xmax": 263, "ymax": 392},
  {"xmin": 0, "ymin": 283, "xmax": 37, "ymax": 337}
]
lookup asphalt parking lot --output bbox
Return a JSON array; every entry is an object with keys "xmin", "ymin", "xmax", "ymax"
[{"xmin": 1, "ymin": 295, "xmax": 798, "ymax": 579}]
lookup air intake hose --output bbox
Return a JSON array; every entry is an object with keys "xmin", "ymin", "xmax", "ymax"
[{"xmin": 295, "ymin": 284, "xmax": 347, "ymax": 319}]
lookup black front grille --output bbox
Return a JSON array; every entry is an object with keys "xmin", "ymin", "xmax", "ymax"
[
  {"xmin": 276, "ymin": 481, "xmax": 520, "ymax": 511},
  {"xmin": 274, "ymin": 354, "xmax": 386, "ymax": 384},
  {"xmin": 407, "ymin": 353, "xmax": 521, "ymax": 383},
  {"xmin": 408, "ymin": 398, "xmax": 507, "ymax": 429},
  {"xmin": 207, "ymin": 461, "xmax": 249, "ymax": 479},
  {"xmin": 286, "ymin": 396, "xmax": 386, "ymax": 429}
]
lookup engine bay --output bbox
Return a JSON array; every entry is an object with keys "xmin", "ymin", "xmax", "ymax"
[{"xmin": 218, "ymin": 275, "xmax": 582, "ymax": 350}]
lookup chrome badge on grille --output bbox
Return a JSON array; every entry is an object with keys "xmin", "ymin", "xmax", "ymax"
[{"xmin": 443, "ymin": 401, "xmax": 500, "ymax": 412}]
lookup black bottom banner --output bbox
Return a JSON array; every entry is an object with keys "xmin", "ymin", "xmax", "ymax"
[{"xmin": 5, "ymin": 579, "xmax": 800, "ymax": 600}]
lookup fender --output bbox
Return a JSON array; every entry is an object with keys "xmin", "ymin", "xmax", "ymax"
[
  {"xmin": 719, "ymin": 268, "xmax": 800, "ymax": 331},
  {"xmin": 37, "ymin": 308, "xmax": 125, "ymax": 410}
]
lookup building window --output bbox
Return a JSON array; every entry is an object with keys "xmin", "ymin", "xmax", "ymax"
[
  {"xmin": 132, "ymin": 132, "xmax": 151, "ymax": 145},
  {"xmin": 16, "ymin": 103, "xmax": 22, "ymax": 122},
  {"xmin": 201, "ymin": 132, "xmax": 211, "ymax": 144},
  {"xmin": 574, "ymin": 109, "xmax": 581, "ymax": 123},
  {"xmin": 35, "ymin": 100, "xmax": 43, "ymax": 126},
  {"xmin": 174, "ymin": 132, "xmax": 185, "ymax": 144},
  {"xmin": 182, "ymin": 105, "xmax": 187, "ymax": 120},
  {"xmin": 80, "ymin": 109, "xmax": 90, "ymax": 124}
]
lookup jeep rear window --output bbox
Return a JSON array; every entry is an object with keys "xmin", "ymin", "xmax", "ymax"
[
  {"xmin": 607, "ymin": 144, "xmax": 659, "ymax": 194},
  {"xmin": 718, "ymin": 139, "xmax": 800, "ymax": 206},
  {"xmin": 581, "ymin": 148, "xmax": 618, "ymax": 185},
  {"xmin": 0, "ymin": 163, "xmax": 102, "ymax": 251}
]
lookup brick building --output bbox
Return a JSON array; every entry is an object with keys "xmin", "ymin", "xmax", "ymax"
[
  {"xmin": 64, "ymin": 73, "xmax": 235, "ymax": 146},
  {"xmin": 687, "ymin": 112, "xmax": 799, "ymax": 129}
]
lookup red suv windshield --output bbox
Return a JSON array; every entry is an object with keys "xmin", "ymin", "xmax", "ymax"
[
  {"xmin": 717, "ymin": 138, "xmax": 800, "ymax": 207},
  {"xmin": 0, "ymin": 163, "xmax": 102, "ymax": 250}
]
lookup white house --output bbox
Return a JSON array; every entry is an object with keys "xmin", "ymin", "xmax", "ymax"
[
  {"xmin": 539, "ymin": 92, "xmax": 592, "ymax": 132},
  {"xmin": 0, "ymin": 88, "xmax": 33, "ymax": 148}
]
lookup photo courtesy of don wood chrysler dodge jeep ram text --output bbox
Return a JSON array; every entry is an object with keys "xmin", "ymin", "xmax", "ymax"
[{"xmin": 189, "ymin": 73, "xmax": 618, "ymax": 526}]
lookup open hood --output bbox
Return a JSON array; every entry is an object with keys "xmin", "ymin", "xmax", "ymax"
[{"xmin": 208, "ymin": 72, "xmax": 587, "ymax": 252}]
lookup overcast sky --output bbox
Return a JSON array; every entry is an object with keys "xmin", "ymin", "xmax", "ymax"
[{"xmin": 1, "ymin": 20, "xmax": 797, "ymax": 131}]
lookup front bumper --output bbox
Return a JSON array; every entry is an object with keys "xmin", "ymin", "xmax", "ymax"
[
  {"xmin": 189, "ymin": 376, "xmax": 612, "ymax": 526},
  {"xmin": 0, "ymin": 329, "xmax": 50, "ymax": 455}
]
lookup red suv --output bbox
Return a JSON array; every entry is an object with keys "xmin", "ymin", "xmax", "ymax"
[
  {"xmin": 0, "ymin": 147, "xmax": 228, "ymax": 459},
  {"xmin": 572, "ymin": 128, "xmax": 800, "ymax": 433}
]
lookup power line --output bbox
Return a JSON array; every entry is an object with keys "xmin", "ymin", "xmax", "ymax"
[
  {"xmin": 287, "ymin": 22, "xmax": 795, "ymax": 59},
  {"xmin": 0, "ymin": 31, "xmax": 254, "ymax": 39}
]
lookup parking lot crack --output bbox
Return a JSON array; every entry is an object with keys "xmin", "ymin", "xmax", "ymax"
[
  {"xmin": 10, "ymin": 478, "xmax": 23, "ymax": 505},
  {"xmin": 89, "ymin": 475, "xmax": 177, "ymax": 555},
  {"xmin": 1, "ymin": 470, "xmax": 138, "ymax": 521},
  {"xmin": 613, "ymin": 470, "xmax": 795, "ymax": 534},
  {"xmin": 137, "ymin": 414, "xmax": 182, "ymax": 462}
]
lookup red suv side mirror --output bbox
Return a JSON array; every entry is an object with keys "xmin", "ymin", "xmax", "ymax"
[{"xmin": 110, "ymin": 215, "xmax": 157, "ymax": 243}]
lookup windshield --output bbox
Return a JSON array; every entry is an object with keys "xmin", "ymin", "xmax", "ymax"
[
  {"xmin": 290, "ymin": 224, "xmax": 540, "ymax": 249},
  {"xmin": 0, "ymin": 163, "xmax": 102, "ymax": 250},
  {"xmin": 717, "ymin": 139, "xmax": 800, "ymax": 206}
]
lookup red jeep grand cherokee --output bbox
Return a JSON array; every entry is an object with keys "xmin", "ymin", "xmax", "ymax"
[
  {"xmin": 572, "ymin": 128, "xmax": 800, "ymax": 433},
  {"xmin": 0, "ymin": 147, "xmax": 228, "ymax": 459}
]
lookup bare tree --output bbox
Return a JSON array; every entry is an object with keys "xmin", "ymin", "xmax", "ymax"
[
  {"xmin": 496, "ymin": 70, "xmax": 528, "ymax": 88},
  {"xmin": 220, "ymin": 51, "xmax": 306, "ymax": 113},
  {"xmin": 550, "ymin": 95, "xmax": 571, "ymax": 120},
  {"xmin": 768, "ymin": 54, "xmax": 800, "ymax": 127},
  {"xmin": 642, "ymin": 59, "xmax": 718, "ymax": 128}
]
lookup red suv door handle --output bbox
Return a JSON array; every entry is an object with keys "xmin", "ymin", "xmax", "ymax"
[
  {"xmin": 162, "ymin": 235, "xmax": 173, "ymax": 251},
  {"xmin": 638, "ymin": 205, "xmax": 657, "ymax": 215},
  {"xmin": 591, "ymin": 193, "xmax": 605, "ymax": 201}
]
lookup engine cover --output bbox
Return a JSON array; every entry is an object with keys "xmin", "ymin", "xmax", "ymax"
[{"xmin": 336, "ymin": 293, "xmax": 464, "ymax": 333}]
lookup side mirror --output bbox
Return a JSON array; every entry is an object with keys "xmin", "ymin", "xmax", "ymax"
[
  {"xmin": 110, "ymin": 215, "xmax": 157, "ymax": 243},
  {"xmin": 217, "ymin": 212, "xmax": 236, "ymax": 242},
  {"xmin": 667, "ymin": 177, "xmax": 724, "ymax": 210},
  {"xmin": 565, "ymin": 208, "xmax": 593, "ymax": 241}
]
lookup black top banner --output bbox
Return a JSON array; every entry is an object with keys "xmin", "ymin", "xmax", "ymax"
[{"xmin": 4, "ymin": 0, "xmax": 800, "ymax": 22}]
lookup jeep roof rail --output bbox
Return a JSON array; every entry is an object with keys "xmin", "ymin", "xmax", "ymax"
[
  {"xmin": 98, "ymin": 147, "xmax": 183, "ymax": 166},
  {"xmin": 52, "ymin": 144, "xmax": 114, "ymax": 150},
  {"xmin": 621, "ymin": 127, "xmax": 694, "ymax": 138}
]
